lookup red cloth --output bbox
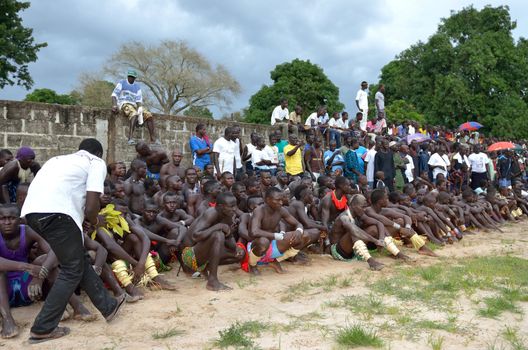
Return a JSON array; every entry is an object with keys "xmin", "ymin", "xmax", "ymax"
[
  {"xmin": 208, "ymin": 202, "xmax": 216, "ymax": 207},
  {"xmin": 237, "ymin": 242, "xmax": 249, "ymax": 272},
  {"xmin": 330, "ymin": 190, "xmax": 348, "ymax": 211}
]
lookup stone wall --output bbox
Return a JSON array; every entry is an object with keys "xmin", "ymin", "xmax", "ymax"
[{"xmin": 0, "ymin": 100, "xmax": 274, "ymax": 167}]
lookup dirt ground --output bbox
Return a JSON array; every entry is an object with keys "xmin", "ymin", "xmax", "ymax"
[{"xmin": 2, "ymin": 224, "xmax": 528, "ymax": 350}]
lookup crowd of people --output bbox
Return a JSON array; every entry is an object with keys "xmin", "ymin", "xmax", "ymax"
[{"xmin": 1, "ymin": 87, "xmax": 528, "ymax": 343}]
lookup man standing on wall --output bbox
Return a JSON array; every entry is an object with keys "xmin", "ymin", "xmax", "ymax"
[
  {"xmin": 111, "ymin": 70, "xmax": 158, "ymax": 146},
  {"xmin": 270, "ymin": 98, "xmax": 290, "ymax": 140},
  {"xmin": 355, "ymin": 81, "xmax": 369, "ymax": 132},
  {"xmin": 21, "ymin": 138, "xmax": 125, "ymax": 343}
]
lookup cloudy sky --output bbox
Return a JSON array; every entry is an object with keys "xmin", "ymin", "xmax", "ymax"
[{"xmin": 2, "ymin": 0, "xmax": 527, "ymax": 117}]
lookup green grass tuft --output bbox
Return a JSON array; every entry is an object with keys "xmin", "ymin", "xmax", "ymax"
[
  {"xmin": 214, "ymin": 321, "xmax": 268, "ymax": 349},
  {"xmin": 427, "ymin": 334, "xmax": 445, "ymax": 350},
  {"xmin": 335, "ymin": 324, "xmax": 383, "ymax": 348},
  {"xmin": 152, "ymin": 328, "xmax": 185, "ymax": 340},
  {"xmin": 502, "ymin": 326, "xmax": 527, "ymax": 350}
]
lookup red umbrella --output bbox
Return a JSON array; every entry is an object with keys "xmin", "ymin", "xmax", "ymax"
[
  {"xmin": 459, "ymin": 121, "xmax": 483, "ymax": 131},
  {"xmin": 487, "ymin": 142, "xmax": 515, "ymax": 152}
]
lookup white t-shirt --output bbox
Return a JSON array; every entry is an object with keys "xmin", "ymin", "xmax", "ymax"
[
  {"xmin": 305, "ymin": 113, "xmax": 319, "ymax": 127},
  {"xmin": 404, "ymin": 154, "xmax": 415, "ymax": 182},
  {"xmin": 264, "ymin": 145, "xmax": 278, "ymax": 169},
  {"xmin": 246, "ymin": 143, "xmax": 257, "ymax": 159},
  {"xmin": 453, "ymin": 153, "xmax": 470, "ymax": 168},
  {"xmin": 408, "ymin": 125, "xmax": 416, "ymax": 135},
  {"xmin": 251, "ymin": 148, "xmax": 271, "ymax": 170},
  {"xmin": 468, "ymin": 152, "xmax": 490, "ymax": 173},
  {"xmin": 328, "ymin": 118, "xmax": 338, "ymax": 128},
  {"xmin": 213, "ymin": 137, "xmax": 237, "ymax": 173},
  {"xmin": 428, "ymin": 153, "xmax": 450, "ymax": 179},
  {"xmin": 375, "ymin": 91, "xmax": 385, "ymax": 111},
  {"xmin": 365, "ymin": 148, "xmax": 377, "ymax": 182},
  {"xmin": 355, "ymin": 89, "xmax": 369, "ymax": 111},
  {"xmin": 21, "ymin": 150, "xmax": 106, "ymax": 235},
  {"xmin": 270, "ymin": 105, "xmax": 289, "ymax": 126},
  {"xmin": 335, "ymin": 118, "xmax": 347, "ymax": 129}
]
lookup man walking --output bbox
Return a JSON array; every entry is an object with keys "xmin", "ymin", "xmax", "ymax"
[{"xmin": 21, "ymin": 138, "xmax": 125, "ymax": 343}]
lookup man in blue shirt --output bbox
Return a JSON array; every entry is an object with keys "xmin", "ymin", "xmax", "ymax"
[
  {"xmin": 111, "ymin": 69, "xmax": 158, "ymax": 145},
  {"xmin": 189, "ymin": 123, "xmax": 211, "ymax": 170}
]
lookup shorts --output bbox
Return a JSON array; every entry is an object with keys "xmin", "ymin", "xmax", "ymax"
[
  {"xmin": 121, "ymin": 103, "xmax": 153, "ymax": 121},
  {"xmin": 181, "ymin": 246, "xmax": 207, "ymax": 272},
  {"xmin": 146, "ymin": 168, "xmax": 160, "ymax": 181},
  {"xmin": 7, "ymin": 271, "xmax": 32, "ymax": 307},
  {"xmin": 330, "ymin": 243, "xmax": 355, "ymax": 262},
  {"xmin": 247, "ymin": 240, "xmax": 283, "ymax": 264}
]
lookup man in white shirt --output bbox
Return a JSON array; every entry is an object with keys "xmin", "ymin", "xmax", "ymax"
[
  {"xmin": 355, "ymin": 81, "xmax": 369, "ymax": 131},
  {"xmin": 270, "ymin": 98, "xmax": 289, "ymax": 140},
  {"xmin": 468, "ymin": 145, "xmax": 490, "ymax": 189},
  {"xmin": 22, "ymin": 139, "xmax": 124, "ymax": 342},
  {"xmin": 304, "ymin": 106, "xmax": 326, "ymax": 131},
  {"xmin": 400, "ymin": 145, "xmax": 415, "ymax": 183},
  {"xmin": 213, "ymin": 127, "xmax": 237, "ymax": 177},
  {"xmin": 428, "ymin": 145, "xmax": 450, "ymax": 182},
  {"xmin": 364, "ymin": 140, "xmax": 377, "ymax": 188},
  {"xmin": 375, "ymin": 84, "xmax": 385, "ymax": 118}
]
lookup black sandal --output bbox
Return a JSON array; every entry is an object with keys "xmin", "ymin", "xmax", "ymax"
[
  {"xmin": 105, "ymin": 293, "xmax": 126, "ymax": 322},
  {"xmin": 29, "ymin": 326, "xmax": 70, "ymax": 344}
]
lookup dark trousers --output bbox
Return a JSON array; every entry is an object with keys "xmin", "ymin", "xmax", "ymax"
[{"xmin": 26, "ymin": 213, "xmax": 116, "ymax": 335}]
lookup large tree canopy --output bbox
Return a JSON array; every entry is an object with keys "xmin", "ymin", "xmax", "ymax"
[
  {"xmin": 379, "ymin": 5, "xmax": 528, "ymax": 138},
  {"xmin": 104, "ymin": 40, "xmax": 241, "ymax": 115},
  {"xmin": 0, "ymin": 0, "xmax": 47, "ymax": 90},
  {"xmin": 245, "ymin": 59, "xmax": 344, "ymax": 124},
  {"xmin": 71, "ymin": 74, "xmax": 115, "ymax": 108}
]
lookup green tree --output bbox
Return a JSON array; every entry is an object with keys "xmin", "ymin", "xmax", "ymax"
[
  {"xmin": 183, "ymin": 105, "xmax": 213, "ymax": 119},
  {"xmin": 245, "ymin": 59, "xmax": 344, "ymax": 124},
  {"xmin": 71, "ymin": 74, "xmax": 115, "ymax": 108},
  {"xmin": 384, "ymin": 99, "xmax": 425, "ymax": 125},
  {"xmin": 0, "ymin": 1, "xmax": 47, "ymax": 89},
  {"xmin": 379, "ymin": 5, "xmax": 528, "ymax": 138},
  {"xmin": 104, "ymin": 40, "xmax": 240, "ymax": 115},
  {"xmin": 24, "ymin": 88, "xmax": 78, "ymax": 105}
]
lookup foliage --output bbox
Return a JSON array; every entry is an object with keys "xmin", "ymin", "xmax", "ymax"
[
  {"xmin": 0, "ymin": 0, "xmax": 47, "ymax": 89},
  {"xmin": 384, "ymin": 99, "xmax": 426, "ymax": 125},
  {"xmin": 335, "ymin": 324, "xmax": 383, "ymax": 348},
  {"xmin": 379, "ymin": 5, "xmax": 528, "ymax": 138},
  {"xmin": 183, "ymin": 105, "xmax": 213, "ymax": 119},
  {"xmin": 71, "ymin": 74, "xmax": 115, "ymax": 108},
  {"xmin": 104, "ymin": 40, "xmax": 240, "ymax": 115},
  {"xmin": 24, "ymin": 88, "xmax": 78, "ymax": 105},
  {"xmin": 245, "ymin": 59, "xmax": 344, "ymax": 124}
]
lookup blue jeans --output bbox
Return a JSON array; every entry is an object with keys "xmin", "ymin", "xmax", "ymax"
[{"xmin": 329, "ymin": 129, "xmax": 341, "ymax": 148}]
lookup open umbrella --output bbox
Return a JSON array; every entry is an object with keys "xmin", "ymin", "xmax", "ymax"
[
  {"xmin": 459, "ymin": 121, "xmax": 483, "ymax": 131},
  {"xmin": 407, "ymin": 133, "xmax": 430, "ymax": 144},
  {"xmin": 487, "ymin": 142, "xmax": 515, "ymax": 152}
]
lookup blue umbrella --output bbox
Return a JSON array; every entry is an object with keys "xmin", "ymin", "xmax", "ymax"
[{"xmin": 407, "ymin": 133, "xmax": 430, "ymax": 143}]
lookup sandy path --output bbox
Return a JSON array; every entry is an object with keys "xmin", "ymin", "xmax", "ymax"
[{"xmin": 2, "ymin": 224, "xmax": 528, "ymax": 350}]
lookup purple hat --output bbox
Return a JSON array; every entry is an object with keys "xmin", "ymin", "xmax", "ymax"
[{"xmin": 16, "ymin": 146, "xmax": 35, "ymax": 160}]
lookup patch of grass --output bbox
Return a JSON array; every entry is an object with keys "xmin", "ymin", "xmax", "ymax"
[
  {"xmin": 328, "ymin": 293, "xmax": 400, "ymax": 320},
  {"xmin": 214, "ymin": 321, "xmax": 268, "ymax": 349},
  {"xmin": 502, "ymin": 326, "xmax": 527, "ymax": 350},
  {"xmin": 335, "ymin": 324, "xmax": 383, "ymax": 348},
  {"xmin": 152, "ymin": 328, "xmax": 185, "ymax": 340},
  {"xmin": 281, "ymin": 274, "xmax": 354, "ymax": 301},
  {"xmin": 478, "ymin": 295, "xmax": 517, "ymax": 318},
  {"xmin": 236, "ymin": 276, "xmax": 258, "ymax": 289},
  {"xmin": 427, "ymin": 334, "xmax": 445, "ymax": 350},
  {"xmin": 414, "ymin": 318, "xmax": 457, "ymax": 333},
  {"xmin": 370, "ymin": 256, "xmax": 528, "ymax": 311}
]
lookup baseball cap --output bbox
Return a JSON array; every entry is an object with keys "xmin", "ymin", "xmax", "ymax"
[{"xmin": 127, "ymin": 69, "xmax": 138, "ymax": 78}]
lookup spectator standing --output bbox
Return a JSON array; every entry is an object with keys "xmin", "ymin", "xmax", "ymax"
[
  {"xmin": 364, "ymin": 140, "xmax": 377, "ymax": 188},
  {"xmin": 283, "ymin": 134, "xmax": 304, "ymax": 177},
  {"xmin": 189, "ymin": 123, "xmax": 211, "ymax": 170},
  {"xmin": 468, "ymin": 145, "xmax": 490, "ymax": 189},
  {"xmin": 375, "ymin": 84, "xmax": 385, "ymax": 118},
  {"xmin": 355, "ymin": 81, "xmax": 369, "ymax": 131}
]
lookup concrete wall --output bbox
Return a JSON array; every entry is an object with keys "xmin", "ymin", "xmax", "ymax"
[{"xmin": 0, "ymin": 100, "xmax": 274, "ymax": 167}]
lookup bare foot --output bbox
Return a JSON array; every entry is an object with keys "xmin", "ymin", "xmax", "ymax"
[
  {"xmin": 206, "ymin": 280, "xmax": 232, "ymax": 291},
  {"xmin": 249, "ymin": 266, "xmax": 261, "ymax": 276},
  {"xmin": 418, "ymin": 246, "xmax": 438, "ymax": 257},
  {"xmin": 152, "ymin": 276, "xmax": 177, "ymax": 291},
  {"xmin": 73, "ymin": 312, "xmax": 97, "ymax": 322},
  {"xmin": 269, "ymin": 261, "xmax": 285, "ymax": 274},
  {"xmin": 396, "ymin": 252, "xmax": 415, "ymax": 262},
  {"xmin": 126, "ymin": 285, "xmax": 144, "ymax": 300},
  {"xmin": 367, "ymin": 258, "xmax": 384, "ymax": 271},
  {"xmin": 1, "ymin": 318, "xmax": 19, "ymax": 339}
]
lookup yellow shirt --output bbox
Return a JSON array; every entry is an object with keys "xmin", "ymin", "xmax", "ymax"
[
  {"xmin": 289, "ymin": 111, "xmax": 302, "ymax": 124},
  {"xmin": 284, "ymin": 144, "xmax": 303, "ymax": 175}
]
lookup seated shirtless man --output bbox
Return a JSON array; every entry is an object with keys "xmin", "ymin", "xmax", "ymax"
[
  {"xmin": 181, "ymin": 192, "xmax": 243, "ymax": 291},
  {"xmin": 248, "ymin": 187, "xmax": 309, "ymax": 275},
  {"xmin": 135, "ymin": 200, "xmax": 184, "ymax": 265},
  {"xmin": 195, "ymin": 180, "xmax": 223, "ymax": 218},
  {"xmin": 134, "ymin": 141, "xmax": 168, "ymax": 182},
  {"xmin": 124, "ymin": 159, "xmax": 147, "ymax": 215},
  {"xmin": 365, "ymin": 189, "xmax": 436, "ymax": 257},
  {"xmin": 159, "ymin": 192, "xmax": 194, "ymax": 227},
  {"xmin": 0, "ymin": 204, "xmax": 93, "ymax": 339},
  {"xmin": 160, "ymin": 149, "xmax": 186, "ymax": 188}
]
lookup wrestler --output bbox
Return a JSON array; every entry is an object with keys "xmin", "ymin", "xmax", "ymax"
[
  {"xmin": 124, "ymin": 159, "xmax": 147, "ymax": 215},
  {"xmin": 195, "ymin": 180, "xmax": 223, "ymax": 217},
  {"xmin": 159, "ymin": 192, "xmax": 194, "ymax": 227},
  {"xmin": 160, "ymin": 149, "xmax": 186, "ymax": 187},
  {"xmin": 0, "ymin": 147, "xmax": 40, "ymax": 204},
  {"xmin": 134, "ymin": 141, "xmax": 168, "ymax": 181}
]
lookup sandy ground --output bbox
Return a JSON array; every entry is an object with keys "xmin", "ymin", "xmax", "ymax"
[{"xmin": 2, "ymin": 224, "xmax": 528, "ymax": 350}]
